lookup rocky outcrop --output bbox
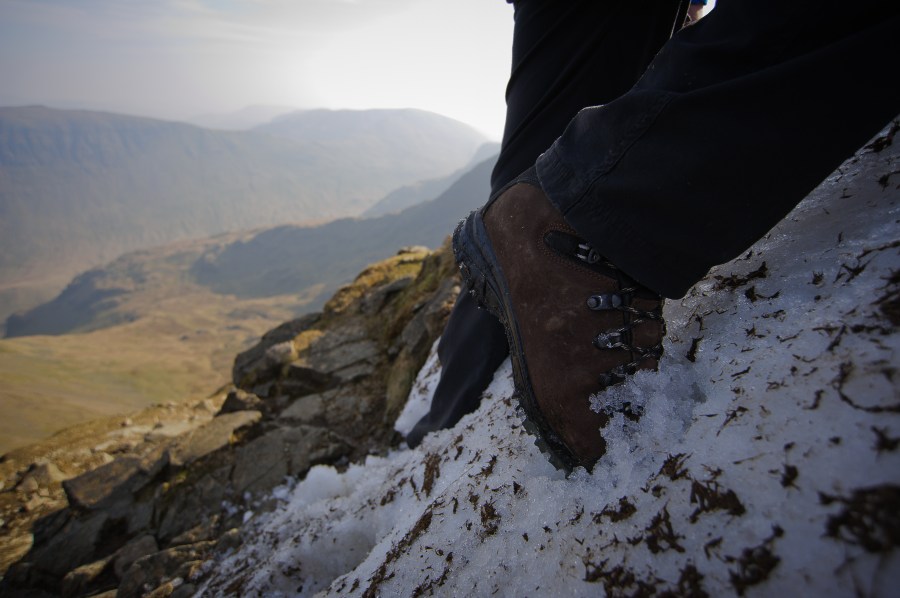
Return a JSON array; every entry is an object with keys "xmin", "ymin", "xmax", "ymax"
[{"xmin": 0, "ymin": 243, "xmax": 459, "ymax": 597}]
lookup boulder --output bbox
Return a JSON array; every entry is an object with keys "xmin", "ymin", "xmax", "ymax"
[
  {"xmin": 231, "ymin": 426, "xmax": 349, "ymax": 496},
  {"xmin": 217, "ymin": 388, "xmax": 262, "ymax": 415},
  {"xmin": 167, "ymin": 411, "xmax": 261, "ymax": 468},
  {"xmin": 61, "ymin": 556, "xmax": 113, "ymax": 597},
  {"xmin": 63, "ymin": 448, "xmax": 168, "ymax": 511},
  {"xmin": 169, "ymin": 516, "xmax": 220, "ymax": 547},
  {"xmin": 114, "ymin": 534, "xmax": 159, "ymax": 580},
  {"xmin": 278, "ymin": 393, "xmax": 327, "ymax": 424},
  {"xmin": 361, "ymin": 275, "xmax": 414, "ymax": 315},
  {"xmin": 279, "ymin": 364, "xmax": 336, "ymax": 398},
  {"xmin": 30, "ymin": 512, "xmax": 109, "ymax": 578},
  {"xmin": 20, "ymin": 462, "xmax": 68, "ymax": 490},
  {"xmin": 117, "ymin": 542, "xmax": 214, "ymax": 598},
  {"xmin": 306, "ymin": 323, "xmax": 379, "ymax": 376},
  {"xmin": 156, "ymin": 471, "xmax": 228, "ymax": 543},
  {"xmin": 232, "ymin": 314, "xmax": 320, "ymax": 387}
]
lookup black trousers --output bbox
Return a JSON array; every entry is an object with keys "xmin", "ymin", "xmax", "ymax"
[
  {"xmin": 539, "ymin": 0, "xmax": 900, "ymax": 297},
  {"xmin": 406, "ymin": 0, "xmax": 688, "ymax": 447},
  {"xmin": 409, "ymin": 0, "xmax": 900, "ymax": 448}
]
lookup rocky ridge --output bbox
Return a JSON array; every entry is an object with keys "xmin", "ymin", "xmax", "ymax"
[{"xmin": 0, "ymin": 242, "xmax": 459, "ymax": 597}]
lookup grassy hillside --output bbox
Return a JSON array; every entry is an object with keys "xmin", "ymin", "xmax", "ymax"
[
  {"xmin": 0, "ymin": 106, "xmax": 486, "ymax": 321},
  {"xmin": 0, "ymin": 287, "xmax": 307, "ymax": 454}
]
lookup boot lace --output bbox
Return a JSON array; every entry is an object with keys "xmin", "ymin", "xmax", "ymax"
[{"xmin": 576, "ymin": 243, "xmax": 665, "ymax": 390}]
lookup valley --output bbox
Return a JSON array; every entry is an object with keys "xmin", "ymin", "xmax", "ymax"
[
  {"xmin": 0, "ymin": 133, "xmax": 497, "ymax": 453},
  {"xmin": 0, "ymin": 106, "xmax": 487, "ymax": 322}
]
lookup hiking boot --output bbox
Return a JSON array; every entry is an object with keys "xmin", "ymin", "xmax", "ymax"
[{"xmin": 452, "ymin": 171, "xmax": 665, "ymax": 471}]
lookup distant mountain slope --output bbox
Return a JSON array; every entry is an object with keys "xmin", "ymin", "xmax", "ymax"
[
  {"xmin": 0, "ymin": 106, "xmax": 486, "ymax": 321},
  {"xmin": 189, "ymin": 154, "xmax": 497, "ymax": 299},
  {"xmin": 4, "ymin": 155, "xmax": 497, "ymax": 337},
  {"xmin": 188, "ymin": 105, "xmax": 297, "ymax": 130},
  {"xmin": 363, "ymin": 142, "xmax": 500, "ymax": 217}
]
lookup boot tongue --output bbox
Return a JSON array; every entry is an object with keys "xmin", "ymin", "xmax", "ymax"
[
  {"xmin": 543, "ymin": 230, "xmax": 626, "ymax": 279},
  {"xmin": 543, "ymin": 230, "xmax": 662, "ymax": 301}
]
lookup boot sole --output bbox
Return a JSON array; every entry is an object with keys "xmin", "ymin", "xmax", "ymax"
[{"xmin": 453, "ymin": 207, "xmax": 581, "ymax": 472}]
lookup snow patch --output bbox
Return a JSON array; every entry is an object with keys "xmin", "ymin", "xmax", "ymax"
[{"xmin": 201, "ymin": 123, "xmax": 900, "ymax": 597}]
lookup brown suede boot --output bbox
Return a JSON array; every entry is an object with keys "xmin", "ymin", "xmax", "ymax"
[{"xmin": 452, "ymin": 173, "xmax": 665, "ymax": 471}]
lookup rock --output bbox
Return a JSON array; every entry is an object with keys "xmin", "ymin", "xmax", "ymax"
[
  {"xmin": 62, "ymin": 458, "xmax": 136, "ymax": 511},
  {"xmin": 169, "ymin": 516, "xmax": 220, "ymax": 546},
  {"xmin": 121, "ymin": 495, "xmax": 155, "ymax": 536},
  {"xmin": 384, "ymin": 276, "xmax": 458, "ymax": 420},
  {"xmin": 232, "ymin": 314, "xmax": 320, "ymax": 387},
  {"xmin": 307, "ymin": 334, "xmax": 379, "ymax": 376},
  {"xmin": 279, "ymin": 393, "xmax": 326, "ymax": 423},
  {"xmin": 398, "ymin": 245, "xmax": 430, "ymax": 255},
  {"xmin": 117, "ymin": 542, "xmax": 214, "ymax": 598},
  {"xmin": 144, "ymin": 582, "xmax": 177, "ymax": 598},
  {"xmin": 30, "ymin": 512, "xmax": 109, "ymax": 578},
  {"xmin": 63, "ymin": 448, "xmax": 168, "ymax": 511},
  {"xmin": 272, "ymin": 321, "xmax": 380, "ymax": 393},
  {"xmin": 279, "ymin": 363, "xmax": 336, "ymax": 398},
  {"xmin": 231, "ymin": 426, "xmax": 348, "ymax": 496},
  {"xmin": 21, "ymin": 462, "xmax": 68, "ymax": 489},
  {"xmin": 215, "ymin": 528, "xmax": 242, "ymax": 553},
  {"xmin": 61, "ymin": 556, "xmax": 112, "ymax": 598},
  {"xmin": 174, "ymin": 559, "xmax": 204, "ymax": 581},
  {"xmin": 167, "ymin": 411, "xmax": 261, "ymax": 468},
  {"xmin": 114, "ymin": 534, "xmax": 159, "ymax": 580},
  {"xmin": 230, "ymin": 431, "xmax": 289, "ymax": 496},
  {"xmin": 217, "ymin": 388, "xmax": 262, "ymax": 415},
  {"xmin": 171, "ymin": 582, "xmax": 197, "ymax": 598},
  {"xmin": 16, "ymin": 475, "xmax": 39, "ymax": 495},
  {"xmin": 333, "ymin": 360, "xmax": 377, "ymax": 383},
  {"xmin": 156, "ymin": 469, "xmax": 229, "ymax": 542},
  {"xmin": 0, "ymin": 533, "xmax": 34, "ymax": 581},
  {"xmin": 23, "ymin": 495, "xmax": 49, "ymax": 513},
  {"xmin": 361, "ymin": 275, "xmax": 414, "ymax": 315}
]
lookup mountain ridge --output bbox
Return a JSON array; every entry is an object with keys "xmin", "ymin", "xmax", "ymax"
[
  {"xmin": 0, "ymin": 122, "xmax": 896, "ymax": 597},
  {"xmin": 4, "ymin": 155, "xmax": 497, "ymax": 338},
  {"xmin": 0, "ymin": 105, "xmax": 486, "ymax": 321}
]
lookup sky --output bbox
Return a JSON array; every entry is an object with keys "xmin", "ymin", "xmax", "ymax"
[{"xmin": 0, "ymin": 0, "xmax": 514, "ymax": 138}]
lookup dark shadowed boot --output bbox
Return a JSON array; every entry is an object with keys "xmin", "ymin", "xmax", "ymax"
[{"xmin": 452, "ymin": 171, "xmax": 665, "ymax": 471}]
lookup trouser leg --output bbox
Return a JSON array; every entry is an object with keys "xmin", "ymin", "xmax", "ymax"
[
  {"xmin": 406, "ymin": 0, "xmax": 687, "ymax": 447},
  {"xmin": 492, "ymin": 0, "xmax": 688, "ymax": 193},
  {"xmin": 537, "ymin": 0, "xmax": 900, "ymax": 298},
  {"xmin": 405, "ymin": 292, "xmax": 509, "ymax": 448}
]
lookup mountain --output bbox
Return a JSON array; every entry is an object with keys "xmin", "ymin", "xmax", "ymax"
[
  {"xmin": 362, "ymin": 142, "xmax": 500, "ymax": 217},
  {"xmin": 187, "ymin": 105, "xmax": 298, "ymax": 130},
  {"xmin": 4, "ymin": 155, "xmax": 498, "ymax": 337},
  {"xmin": 190, "ymin": 155, "xmax": 497, "ymax": 300},
  {"xmin": 0, "ymin": 106, "xmax": 486, "ymax": 322},
  {"xmin": 1, "ymin": 122, "xmax": 896, "ymax": 597},
  {"xmin": 192, "ymin": 122, "xmax": 900, "ymax": 597}
]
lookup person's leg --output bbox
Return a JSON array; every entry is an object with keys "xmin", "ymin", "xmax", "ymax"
[
  {"xmin": 538, "ymin": 0, "xmax": 900, "ymax": 297},
  {"xmin": 454, "ymin": 0, "xmax": 900, "ymax": 469},
  {"xmin": 492, "ymin": 0, "xmax": 689, "ymax": 194},
  {"xmin": 406, "ymin": 0, "xmax": 688, "ymax": 448}
]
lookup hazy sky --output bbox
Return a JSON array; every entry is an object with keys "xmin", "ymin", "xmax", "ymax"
[{"xmin": 0, "ymin": 0, "xmax": 514, "ymax": 138}]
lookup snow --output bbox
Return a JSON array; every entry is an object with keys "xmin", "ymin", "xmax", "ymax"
[
  {"xmin": 200, "ymin": 123, "xmax": 899, "ymax": 597},
  {"xmin": 393, "ymin": 339, "xmax": 442, "ymax": 437}
]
